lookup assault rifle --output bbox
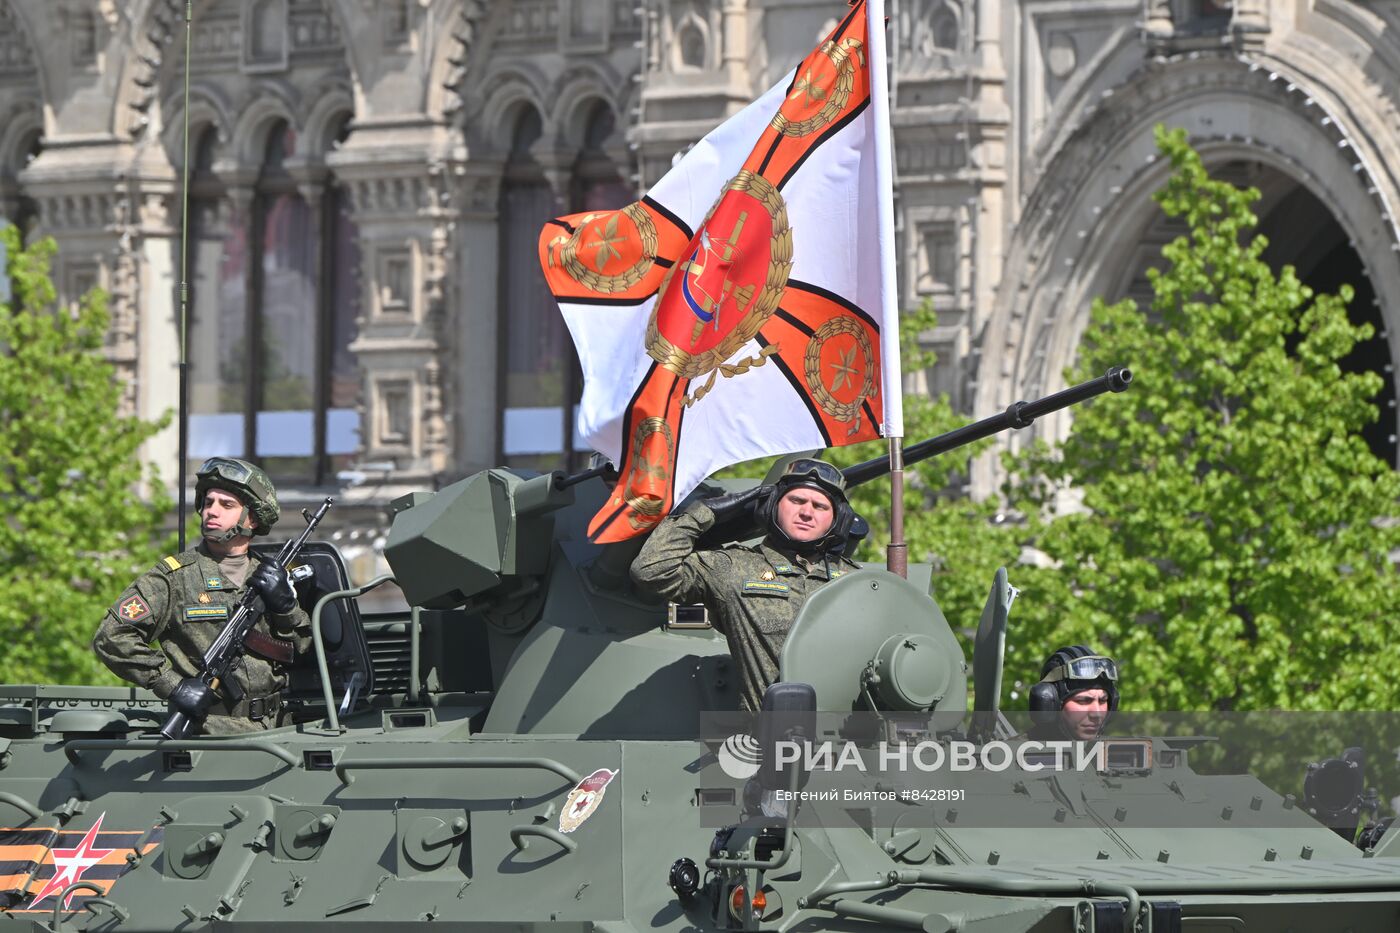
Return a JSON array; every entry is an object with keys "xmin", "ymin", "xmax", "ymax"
[{"xmin": 159, "ymin": 497, "xmax": 334, "ymax": 739}]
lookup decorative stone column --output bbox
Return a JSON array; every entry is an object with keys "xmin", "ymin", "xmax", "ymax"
[
  {"xmin": 975, "ymin": 0, "xmax": 1005, "ymax": 76},
  {"xmin": 19, "ymin": 143, "xmax": 179, "ymax": 476},
  {"xmin": 329, "ymin": 125, "xmax": 460, "ymax": 493},
  {"xmin": 720, "ymin": 0, "xmax": 748, "ymax": 94},
  {"xmin": 450, "ymin": 158, "xmax": 505, "ymax": 476}
]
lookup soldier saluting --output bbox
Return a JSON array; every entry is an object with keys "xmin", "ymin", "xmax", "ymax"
[
  {"xmin": 631, "ymin": 458, "xmax": 860, "ymax": 712},
  {"xmin": 93, "ymin": 458, "xmax": 310, "ymax": 734}
]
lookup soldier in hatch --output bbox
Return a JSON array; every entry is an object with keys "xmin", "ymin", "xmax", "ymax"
[
  {"xmin": 1027, "ymin": 644, "xmax": 1120, "ymax": 742},
  {"xmin": 93, "ymin": 458, "xmax": 310, "ymax": 734},
  {"xmin": 630, "ymin": 458, "xmax": 860, "ymax": 712}
]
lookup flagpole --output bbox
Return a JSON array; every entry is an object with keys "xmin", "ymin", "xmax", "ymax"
[{"xmin": 867, "ymin": 0, "xmax": 906, "ymax": 577}]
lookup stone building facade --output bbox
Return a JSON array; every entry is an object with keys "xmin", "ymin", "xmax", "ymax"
[{"xmin": 0, "ymin": 0, "xmax": 1397, "ymax": 578}]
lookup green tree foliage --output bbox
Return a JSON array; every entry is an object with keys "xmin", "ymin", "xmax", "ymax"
[
  {"xmin": 0, "ymin": 227, "xmax": 171, "ymax": 685},
  {"xmin": 1014, "ymin": 126, "xmax": 1400, "ymax": 710}
]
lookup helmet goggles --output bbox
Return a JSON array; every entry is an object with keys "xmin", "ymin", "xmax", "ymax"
[
  {"xmin": 194, "ymin": 457, "xmax": 279, "ymax": 537},
  {"xmin": 1040, "ymin": 655, "xmax": 1118, "ymax": 684},
  {"xmin": 197, "ymin": 457, "xmax": 253, "ymax": 485},
  {"xmin": 780, "ymin": 458, "xmax": 847, "ymax": 493}
]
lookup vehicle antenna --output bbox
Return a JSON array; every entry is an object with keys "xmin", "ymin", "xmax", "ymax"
[{"xmin": 176, "ymin": 1, "xmax": 194, "ymax": 551}]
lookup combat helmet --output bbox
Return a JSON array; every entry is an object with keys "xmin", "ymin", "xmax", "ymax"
[
  {"xmin": 1028, "ymin": 644, "xmax": 1120, "ymax": 723},
  {"xmin": 195, "ymin": 457, "xmax": 279, "ymax": 540},
  {"xmin": 755, "ymin": 457, "xmax": 855, "ymax": 554}
]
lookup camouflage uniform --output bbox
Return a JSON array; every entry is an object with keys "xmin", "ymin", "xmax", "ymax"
[
  {"xmin": 631, "ymin": 501, "xmax": 859, "ymax": 712},
  {"xmin": 93, "ymin": 543, "xmax": 311, "ymax": 735}
]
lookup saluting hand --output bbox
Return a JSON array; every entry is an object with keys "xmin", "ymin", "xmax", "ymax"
[{"xmin": 701, "ymin": 485, "xmax": 770, "ymax": 524}]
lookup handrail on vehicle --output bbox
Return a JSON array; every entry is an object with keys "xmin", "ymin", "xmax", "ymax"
[
  {"xmin": 63, "ymin": 738, "xmax": 298, "ymax": 768},
  {"xmin": 800, "ymin": 863, "xmax": 1400, "ymax": 933},
  {"xmin": 334, "ymin": 755, "xmax": 581, "ymax": 787},
  {"xmin": 311, "ymin": 574, "xmax": 422, "ymax": 731},
  {"xmin": 510, "ymin": 824, "xmax": 578, "ymax": 854},
  {"xmin": 801, "ymin": 872, "xmax": 1144, "ymax": 933},
  {"xmin": 49, "ymin": 881, "xmax": 129, "ymax": 930},
  {"xmin": 0, "ymin": 791, "xmax": 42, "ymax": 820}
]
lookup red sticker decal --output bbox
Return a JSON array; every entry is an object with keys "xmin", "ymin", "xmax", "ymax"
[{"xmin": 559, "ymin": 768, "xmax": 618, "ymax": 834}]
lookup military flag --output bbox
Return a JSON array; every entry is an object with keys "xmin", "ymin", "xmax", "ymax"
[{"xmin": 539, "ymin": 0, "xmax": 901, "ymax": 542}]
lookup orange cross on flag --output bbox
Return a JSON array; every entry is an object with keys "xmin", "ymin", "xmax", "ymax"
[{"xmin": 539, "ymin": 0, "xmax": 901, "ymax": 541}]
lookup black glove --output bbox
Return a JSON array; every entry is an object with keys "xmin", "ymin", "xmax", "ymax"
[
  {"xmin": 700, "ymin": 485, "xmax": 770, "ymax": 524},
  {"xmin": 169, "ymin": 678, "xmax": 217, "ymax": 721},
  {"xmin": 250, "ymin": 561, "xmax": 298, "ymax": 615}
]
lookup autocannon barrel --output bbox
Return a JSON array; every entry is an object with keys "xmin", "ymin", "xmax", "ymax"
[{"xmin": 841, "ymin": 365, "xmax": 1133, "ymax": 488}]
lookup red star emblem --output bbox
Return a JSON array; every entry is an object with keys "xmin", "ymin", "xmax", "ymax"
[{"xmin": 29, "ymin": 812, "xmax": 114, "ymax": 908}]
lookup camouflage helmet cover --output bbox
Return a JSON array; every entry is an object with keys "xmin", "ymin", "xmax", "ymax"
[{"xmin": 195, "ymin": 458, "xmax": 279, "ymax": 536}]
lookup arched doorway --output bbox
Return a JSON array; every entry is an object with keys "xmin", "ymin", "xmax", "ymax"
[{"xmin": 1113, "ymin": 159, "xmax": 1397, "ymax": 466}]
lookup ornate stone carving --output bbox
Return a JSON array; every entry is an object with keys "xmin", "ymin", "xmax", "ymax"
[
  {"xmin": 440, "ymin": 1, "xmax": 489, "ymax": 119},
  {"xmin": 37, "ymin": 193, "xmax": 116, "ymax": 232},
  {"xmin": 107, "ymin": 179, "xmax": 144, "ymax": 416},
  {"xmin": 345, "ymin": 175, "xmax": 438, "ymax": 217},
  {"xmin": 1142, "ymin": 0, "xmax": 1173, "ymax": 42},
  {"xmin": 420, "ymin": 161, "xmax": 460, "ymax": 473},
  {"xmin": 0, "ymin": 3, "xmax": 37, "ymax": 80},
  {"xmin": 501, "ymin": 0, "xmax": 559, "ymax": 42},
  {"xmin": 124, "ymin": 0, "xmax": 180, "ymax": 139},
  {"xmin": 897, "ymin": 141, "xmax": 967, "ymax": 174},
  {"xmin": 57, "ymin": 2, "xmax": 101, "ymax": 68},
  {"xmin": 289, "ymin": 0, "xmax": 341, "ymax": 52},
  {"xmin": 462, "ymin": 172, "xmax": 501, "ymax": 218},
  {"xmin": 1046, "ymin": 32, "xmax": 1077, "ymax": 79},
  {"xmin": 1231, "ymin": 0, "xmax": 1270, "ymax": 49},
  {"xmin": 339, "ymin": 156, "xmax": 462, "ymax": 475}
]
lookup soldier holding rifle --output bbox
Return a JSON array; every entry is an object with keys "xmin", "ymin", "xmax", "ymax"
[{"xmin": 93, "ymin": 458, "xmax": 311, "ymax": 735}]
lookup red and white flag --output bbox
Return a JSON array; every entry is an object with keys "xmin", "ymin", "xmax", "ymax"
[{"xmin": 538, "ymin": 0, "xmax": 901, "ymax": 542}]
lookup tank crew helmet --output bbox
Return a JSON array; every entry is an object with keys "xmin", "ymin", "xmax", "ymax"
[
  {"xmin": 194, "ymin": 457, "xmax": 280, "ymax": 542},
  {"xmin": 755, "ymin": 457, "xmax": 855, "ymax": 555},
  {"xmin": 1028, "ymin": 644, "xmax": 1119, "ymax": 722}
]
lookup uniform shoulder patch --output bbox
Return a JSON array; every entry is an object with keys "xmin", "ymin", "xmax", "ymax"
[
  {"xmin": 116, "ymin": 594, "xmax": 152, "ymax": 622},
  {"xmin": 161, "ymin": 555, "xmax": 183, "ymax": 571}
]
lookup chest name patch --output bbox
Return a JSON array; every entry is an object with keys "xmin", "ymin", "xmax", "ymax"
[
  {"xmin": 742, "ymin": 580, "xmax": 791, "ymax": 595},
  {"xmin": 183, "ymin": 606, "xmax": 229, "ymax": 623}
]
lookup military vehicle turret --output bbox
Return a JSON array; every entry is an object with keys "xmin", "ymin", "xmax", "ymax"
[{"xmin": 3, "ymin": 365, "xmax": 1399, "ymax": 932}]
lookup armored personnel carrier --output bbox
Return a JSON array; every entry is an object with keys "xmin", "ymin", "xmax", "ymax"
[{"xmin": 2, "ymin": 367, "xmax": 1398, "ymax": 932}]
